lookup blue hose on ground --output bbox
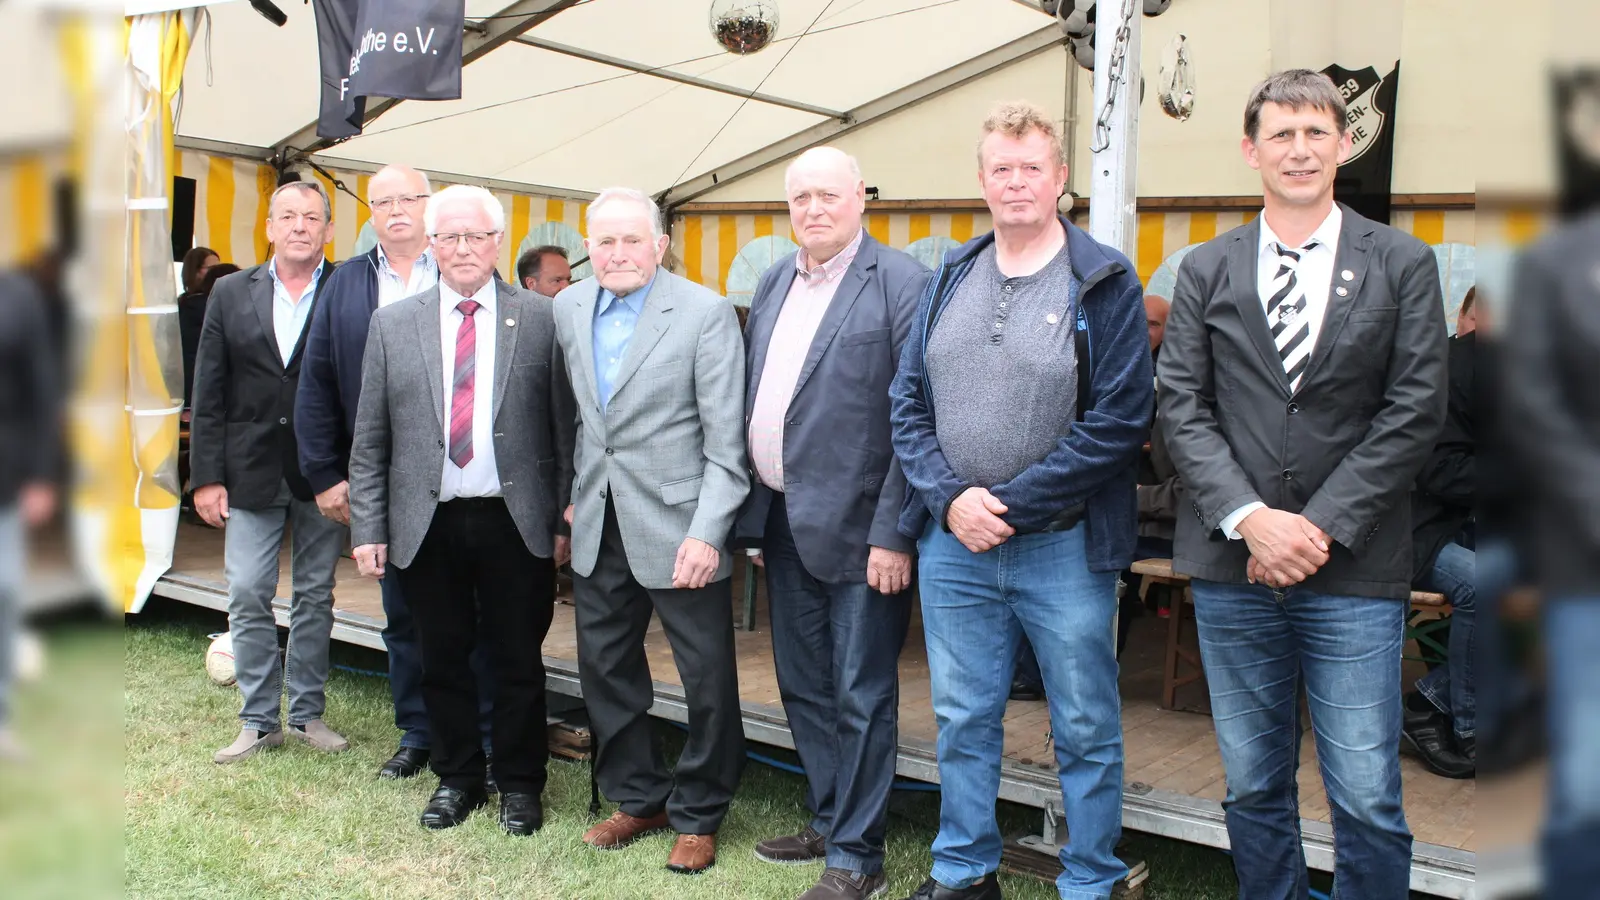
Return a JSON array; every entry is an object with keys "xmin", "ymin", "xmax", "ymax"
[{"xmin": 333, "ymin": 663, "xmax": 390, "ymax": 678}]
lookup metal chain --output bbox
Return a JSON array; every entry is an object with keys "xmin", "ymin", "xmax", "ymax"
[{"xmin": 1089, "ymin": 0, "xmax": 1137, "ymax": 154}]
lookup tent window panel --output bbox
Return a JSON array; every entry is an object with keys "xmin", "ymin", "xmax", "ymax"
[{"xmin": 726, "ymin": 235, "xmax": 799, "ymax": 308}]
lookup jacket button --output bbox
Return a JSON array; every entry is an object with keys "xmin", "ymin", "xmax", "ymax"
[
  {"xmin": 1281, "ymin": 469, "xmax": 1293, "ymax": 481},
  {"xmin": 1287, "ymin": 402, "xmax": 1299, "ymax": 415},
  {"xmin": 429, "ymin": 489, "xmax": 438, "ymax": 498},
  {"xmin": 599, "ymin": 489, "xmax": 607, "ymax": 499},
  {"xmin": 438, "ymin": 439, "xmax": 444, "ymax": 448},
  {"xmin": 281, "ymin": 375, "xmax": 289, "ymax": 383},
  {"xmin": 605, "ymin": 447, "xmax": 614, "ymax": 456},
  {"xmin": 279, "ymin": 417, "xmax": 288, "ymax": 425}
]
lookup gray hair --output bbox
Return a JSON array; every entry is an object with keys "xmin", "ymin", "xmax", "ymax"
[
  {"xmin": 1243, "ymin": 69, "xmax": 1348, "ymax": 139},
  {"xmin": 269, "ymin": 180, "xmax": 332, "ymax": 220},
  {"xmin": 424, "ymin": 184, "xmax": 506, "ymax": 234},
  {"xmin": 366, "ymin": 164, "xmax": 433, "ymax": 200},
  {"xmin": 586, "ymin": 187, "xmax": 663, "ymax": 240}
]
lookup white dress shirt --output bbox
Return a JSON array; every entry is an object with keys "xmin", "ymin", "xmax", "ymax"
[
  {"xmin": 376, "ymin": 245, "xmax": 438, "ymax": 308},
  {"xmin": 1219, "ymin": 203, "xmax": 1343, "ymax": 539},
  {"xmin": 268, "ymin": 258, "xmax": 324, "ymax": 366},
  {"xmin": 438, "ymin": 279, "xmax": 501, "ymax": 501}
]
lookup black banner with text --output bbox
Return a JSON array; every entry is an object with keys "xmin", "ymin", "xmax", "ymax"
[
  {"xmin": 1322, "ymin": 61, "xmax": 1400, "ymax": 224},
  {"xmin": 314, "ymin": 0, "xmax": 465, "ymax": 140}
]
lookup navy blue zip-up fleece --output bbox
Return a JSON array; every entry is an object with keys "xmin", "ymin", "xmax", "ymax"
[
  {"xmin": 295, "ymin": 247, "xmax": 381, "ymax": 495},
  {"xmin": 889, "ymin": 216, "xmax": 1154, "ymax": 573}
]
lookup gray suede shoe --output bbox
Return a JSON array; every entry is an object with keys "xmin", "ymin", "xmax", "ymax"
[
  {"xmin": 288, "ymin": 719, "xmax": 349, "ymax": 753},
  {"xmin": 213, "ymin": 727, "xmax": 284, "ymax": 764}
]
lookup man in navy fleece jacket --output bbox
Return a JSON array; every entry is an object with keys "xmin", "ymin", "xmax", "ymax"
[{"xmin": 888, "ymin": 102, "xmax": 1152, "ymax": 900}]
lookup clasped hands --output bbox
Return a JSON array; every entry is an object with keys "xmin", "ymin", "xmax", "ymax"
[{"xmin": 1238, "ymin": 508, "xmax": 1332, "ymax": 589}]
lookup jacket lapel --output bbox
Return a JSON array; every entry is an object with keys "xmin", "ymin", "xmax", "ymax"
[
  {"xmin": 491, "ymin": 280, "xmax": 521, "ymax": 421},
  {"xmin": 249, "ymin": 265, "xmax": 283, "ymax": 373},
  {"xmin": 745, "ymin": 257, "xmax": 797, "ymax": 411},
  {"xmin": 415, "ymin": 287, "xmax": 446, "ymax": 433},
  {"xmin": 606, "ymin": 273, "xmax": 675, "ymax": 401},
  {"xmin": 573, "ymin": 282, "xmax": 601, "ymax": 412},
  {"xmin": 791, "ymin": 240, "xmax": 874, "ymax": 402},
  {"xmin": 1228, "ymin": 222, "xmax": 1292, "ymax": 397},
  {"xmin": 1298, "ymin": 205, "xmax": 1374, "ymax": 390}
]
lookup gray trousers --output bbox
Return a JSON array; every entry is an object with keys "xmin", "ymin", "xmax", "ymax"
[
  {"xmin": 223, "ymin": 480, "xmax": 347, "ymax": 733},
  {"xmin": 0, "ymin": 505, "xmax": 21, "ymax": 728}
]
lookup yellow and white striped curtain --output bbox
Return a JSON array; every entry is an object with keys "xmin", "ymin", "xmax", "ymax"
[
  {"xmin": 173, "ymin": 152, "xmax": 586, "ymax": 276},
  {"xmin": 673, "ymin": 207, "xmax": 1489, "ymax": 294},
  {"xmin": 673, "ymin": 210, "xmax": 993, "ymax": 296}
]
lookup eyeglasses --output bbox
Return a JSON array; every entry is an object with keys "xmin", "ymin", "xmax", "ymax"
[
  {"xmin": 431, "ymin": 231, "xmax": 499, "ymax": 249},
  {"xmin": 371, "ymin": 194, "xmax": 429, "ymax": 213}
]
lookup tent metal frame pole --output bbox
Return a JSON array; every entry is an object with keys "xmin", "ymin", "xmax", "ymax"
[
  {"xmin": 174, "ymin": 135, "xmax": 597, "ymax": 202},
  {"xmin": 660, "ymin": 26, "xmax": 1066, "ymax": 207},
  {"xmin": 1087, "ymin": 0, "xmax": 1141, "ymax": 258},
  {"xmin": 268, "ymin": 0, "xmax": 583, "ymax": 162},
  {"xmin": 511, "ymin": 36, "xmax": 849, "ymax": 121}
]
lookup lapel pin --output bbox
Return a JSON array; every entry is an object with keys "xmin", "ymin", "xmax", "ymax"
[
  {"xmin": 1046, "ymin": 313, "xmax": 1059, "ymax": 325},
  {"xmin": 1335, "ymin": 286, "xmax": 1349, "ymax": 297},
  {"xmin": 505, "ymin": 318, "xmax": 516, "ymax": 327},
  {"xmin": 1341, "ymin": 269, "xmax": 1354, "ymax": 281}
]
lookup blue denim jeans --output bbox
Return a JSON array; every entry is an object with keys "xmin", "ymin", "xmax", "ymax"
[
  {"xmin": 919, "ymin": 522, "xmax": 1125, "ymax": 900},
  {"xmin": 1544, "ymin": 597, "xmax": 1600, "ymax": 895},
  {"xmin": 1190, "ymin": 580, "xmax": 1412, "ymax": 900},
  {"xmin": 1415, "ymin": 541, "xmax": 1475, "ymax": 739},
  {"xmin": 764, "ymin": 496, "xmax": 911, "ymax": 875}
]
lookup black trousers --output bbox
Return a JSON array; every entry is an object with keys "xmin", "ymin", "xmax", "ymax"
[
  {"xmin": 574, "ymin": 500, "xmax": 745, "ymax": 834},
  {"xmin": 394, "ymin": 498, "xmax": 555, "ymax": 795}
]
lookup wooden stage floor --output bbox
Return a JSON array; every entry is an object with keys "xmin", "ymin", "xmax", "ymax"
[{"xmin": 161, "ymin": 521, "xmax": 1475, "ymax": 870}]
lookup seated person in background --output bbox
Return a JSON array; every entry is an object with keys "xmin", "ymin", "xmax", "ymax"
[{"xmin": 1403, "ymin": 303, "xmax": 1477, "ymax": 779}]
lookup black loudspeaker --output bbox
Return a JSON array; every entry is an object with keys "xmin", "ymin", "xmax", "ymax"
[{"xmin": 171, "ymin": 176, "xmax": 196, "ymax": 262}]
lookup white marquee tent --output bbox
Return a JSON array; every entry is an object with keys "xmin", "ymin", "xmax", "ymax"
[{"xmin": 176, "ymin": 0, "xmax": 1063, "ymax": 202}]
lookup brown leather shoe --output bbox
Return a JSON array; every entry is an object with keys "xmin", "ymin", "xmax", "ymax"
[
  {"xmin": 755, "ymin": 825, "xmax": 827, "ymax": 865},
  {"xmin": 666, "ymin": 833, "xmax": 717, "ymax": 874},
  {"xmin": 582, "ymin": 810, "xmax": 670, "ymax": 850}
]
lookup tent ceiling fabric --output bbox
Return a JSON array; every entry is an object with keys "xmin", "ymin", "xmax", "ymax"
[{"xmin": 176, "ymin": 0, "xmax": 1052, "ymax": 195}]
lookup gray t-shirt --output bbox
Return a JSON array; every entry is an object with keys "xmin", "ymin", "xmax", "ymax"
[{"xmin": 926, "ymin": 241, "xmax": 1079, "ymax": 489}]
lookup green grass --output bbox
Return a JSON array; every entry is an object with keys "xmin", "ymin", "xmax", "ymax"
[{"xmin": 125, "ymin": 600, "xmax": 1242, "ymax": 899}]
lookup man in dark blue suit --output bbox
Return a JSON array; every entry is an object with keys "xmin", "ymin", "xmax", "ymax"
[{"xmin": 735, "ymin": 147, "xmax": 929, "ymax": 900}]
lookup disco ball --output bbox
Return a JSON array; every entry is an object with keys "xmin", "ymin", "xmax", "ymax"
[{"xmin": 710, "ymin": 0, "xmax": 780, "ymax": 55}]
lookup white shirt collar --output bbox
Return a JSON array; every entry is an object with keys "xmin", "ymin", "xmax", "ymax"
[
  {"xmin": 1258, "ymin": 203, "xmax": 1343, "ymax": 257},
  {"xmin": 377, "ymin": 243, "xmax": 434, "ymax": 275},
  {"xmin": 440, "ymin": 278, "xmax": 497, "ymax": 314}
]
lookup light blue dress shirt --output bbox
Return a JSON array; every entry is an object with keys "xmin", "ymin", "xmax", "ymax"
[
  {"xmin": 593, "ymin": 274, "xmax": 654, "ymax": 411},
  {"xmin": 267, "ymin": 257, "xmax": 325, "ymax": 365}
]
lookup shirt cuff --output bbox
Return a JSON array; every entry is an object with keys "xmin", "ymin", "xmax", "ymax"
[
  {"xmin": 1219, "ymin": 502, "xmax": 1266, "ymax": 540},
  {"xmin": 745, "ymin": 547, "xmax": 762, "ymax": 557}
]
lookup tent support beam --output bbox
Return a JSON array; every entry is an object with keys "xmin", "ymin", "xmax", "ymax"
[
  {"xmin": 269, "ymin": 0, "xmax": 583, "ymax": 162},
  {"xmin": 511, "ymin": 36, "xmax": 848, "ymax": 121},
  {"xmin": 659, "ymin": 27, "xmax": 1064, "ymax": 207},
  {"xmin": 175, "ymin": 135, "xmax": 597, "ymax": 202}
]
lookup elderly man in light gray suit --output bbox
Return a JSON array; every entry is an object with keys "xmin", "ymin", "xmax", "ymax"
[
  {"xmin": 349, "ymin": 185, "xmax": 575, "ymax": 837},
  {"xmin": 552, "ymin": 187, "xmax": 749, "ymax": 876}
]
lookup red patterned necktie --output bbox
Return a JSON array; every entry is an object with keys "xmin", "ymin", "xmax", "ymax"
[{"xmin": 448, "ymin": 299, "xmax": 480, "ymax": 468}]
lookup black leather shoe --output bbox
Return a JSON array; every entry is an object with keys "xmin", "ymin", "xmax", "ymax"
[
  {"xmin": 902, "ymin": 875, "xmax": 1002, "ymax": 900},
  {"xmin": 378, "ymin": 746, "xmax": 430, "ymax": 779},
  {"xmin": 419, "ymin": 786, "xmax": 487, "ymax": 830},
  {"xmin": 1008, "ymin": 680, "xmax": 1043, "ymax": 702},
  {"xmin": 1402, "ymin": 707, "xmax": 1475, "ymax": 779},
  {"xmin": 498, "ymin": 791, "xmax": 544, "ymax": 836}
]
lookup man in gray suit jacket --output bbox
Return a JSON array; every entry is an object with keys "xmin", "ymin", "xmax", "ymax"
[
  {"xmin": 733, "ymin": 148, "xmax": 927, "ymax": 900},
  {"xmin": 552, "ymin": 187, "xmax": 748, "ymax": 875},
  {"xmin": 349, "ymin": 186, "xmax": 575, "ymax": 836},
  {"xmin": 1158, "ymin": 70, "xmax": 1446, "ymax": 899}
]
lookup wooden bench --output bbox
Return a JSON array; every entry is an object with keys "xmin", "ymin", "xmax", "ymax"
[{"xmin": 1129, "ymin": 558, "xmax": 1450, "ymax": 712}]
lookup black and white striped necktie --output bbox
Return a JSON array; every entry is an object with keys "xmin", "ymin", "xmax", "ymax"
[{"xmin": 1268, "ymin": 241, "xmax": 1317, "ymax": 390}]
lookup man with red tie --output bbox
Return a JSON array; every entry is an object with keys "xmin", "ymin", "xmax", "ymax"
[{"xmin": 348, "ymin": 185, "xmax": 575, "ymax": 834}]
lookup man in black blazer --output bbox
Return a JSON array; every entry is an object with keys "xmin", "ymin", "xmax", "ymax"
[
  {"xmin": 1158, "ymin": 70, "xmax": 1446, "ymax": 899},
  {"xmin": 734, "ymin": 147, "xmax": 928, "ymax": 900},
  {"xmin": 191, "ymin": 181, "xmax": 350, "ymax": 765},
  {"xmin": 1505, "ymin": 212, "xmax": 1600, "ymax": 897},
  {"xmin": 0, "ymin": 272, "xmax": 59, "ymax": 760}
]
